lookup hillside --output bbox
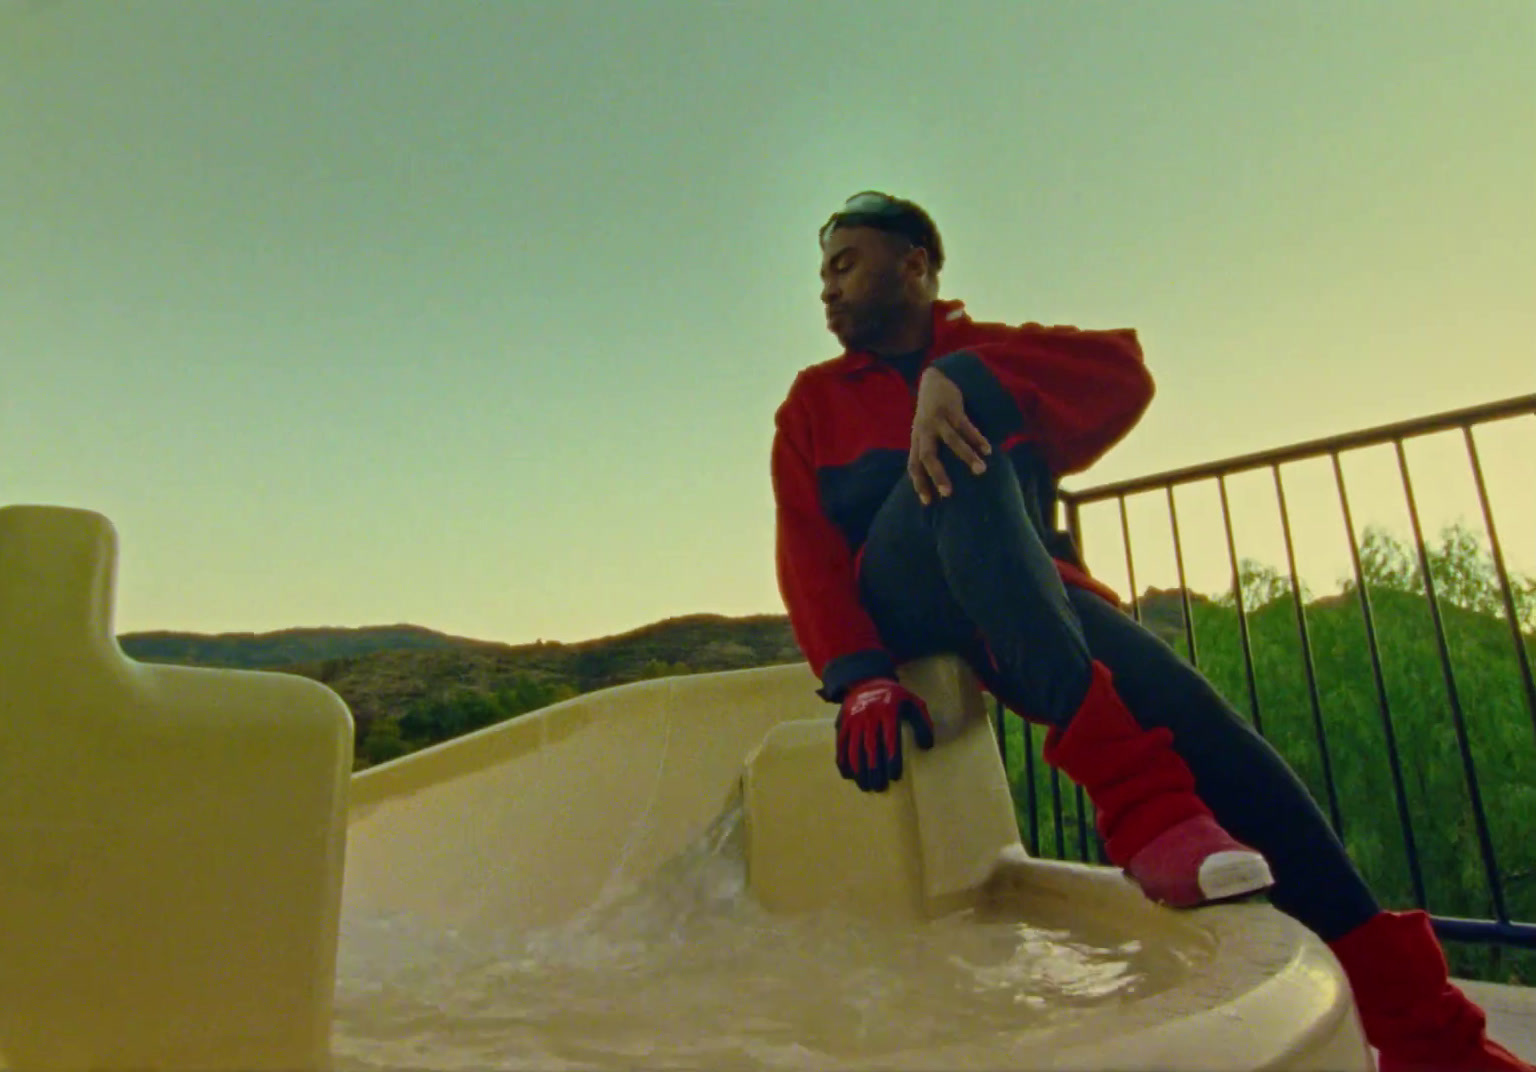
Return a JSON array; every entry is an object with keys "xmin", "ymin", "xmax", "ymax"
[
  {"xmin": 118, "ymin": 613, "xmax": 805, "ymax": 764},
  {"xmin": 121, "ymin": 613, "xmax": 802, "ymax": 686}
]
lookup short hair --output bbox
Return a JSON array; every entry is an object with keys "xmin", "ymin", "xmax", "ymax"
[{"xmin": 819, "ymin": 191, "xmax": 945, "ymax": 274}]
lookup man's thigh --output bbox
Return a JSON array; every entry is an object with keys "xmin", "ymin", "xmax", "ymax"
[
  {"xmin": 1067, "ymin": 585, "xmax": 1253, "ymax": 744},
  {"xmin": 856, "ymin": 474, "xmax": 978, "ymax": 663}
]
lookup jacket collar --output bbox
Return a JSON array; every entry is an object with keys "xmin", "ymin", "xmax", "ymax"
[{"xmin": 836, "ymin": 299, "xmax": 971, "ymax": 375}]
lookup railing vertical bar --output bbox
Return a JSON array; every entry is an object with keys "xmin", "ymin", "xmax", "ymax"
[
  {"xmin": 1166, "ymin": 485, "xmax": 1200, "ymax": 667},
  {"xmin": 1463, "ymin": 425, "xmax": 1536, "ymax": 746},
  {"xmin": 993, "ymin": 692, "xmax": 1008, "ymax": 764},
  {"xmin": 1074, "ymin": 785, "xmax": 1090, "ymax": 862},
  {"xmin": 1022, "ymin": 718, "xmax": 1040, "ymax": 856},
  {"xmin": 1050, "ymin": 766, "xmax": 1066, "ymax": 860},
  {"xmin": 1395, "ymin": 437, "xmax": 1507, "ymax": 922},
  {"xmin": 1332, "ymin": 450, "xmax": 1427, "ymax": 909},
  {"xmin": 1086, "ymin": 798, "xmax": 1105, "ymax": 864},
  {"xmin": 1064, "ymin": 496, "xmax": 1086, "ymax": 569},
  {"xmin": 1273, "ymin": 463, "xmax": 1344, "ymax": 836},
  {"xmin": 1063, "ymin": 495, "xmax": 1106, "ymax": 862},
  {"xmin": 1218, "ymin": 474, "xmax": 1264, "ymax": 735},
  {"xmin": 1052, "ymin": 495, "xmax": 1081, "ymax": 861},
  {"xmin": 1117, "ymin": 495, "xmax": 1141, "ymax": 623}
]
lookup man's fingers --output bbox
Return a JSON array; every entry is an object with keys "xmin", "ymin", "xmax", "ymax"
[
  {"xmin": 840, "ymin": 710, "xmax": 935, "ymax": 793},
  {"xmin": 905, "ymin": 702, "xmax": 936, "ymax": 751},
  {"xmin": 882, "ymin": 715, "xmax": 903, "ymax": 785},
  {"xmin": 835, "ymin": 718, "xmax": 855, "ymax": 780},
  {"xmin": 938, "ymin": 423, "xmax": 987, "ymax": 477},
  {"xmin": 861, "ymin": 722, "xmax": 888, "ymax": 792},
  {"xmin": 955, "ymin": 413, "xmax": 992, "ymax": 463},
  {"xmin": 912, "ymin": 414, "xmax": 992, "ymax": 504},
  {"xmin": 908, "ymin": 430, "xmax": 940, "ymax": 505},
  {"xmin": 907, "ymin": 458, "xmax": 935, "ymax": 506},
  {"xmin": 914, "ymin": 437, "xmax": 951, "ymax": 500}
]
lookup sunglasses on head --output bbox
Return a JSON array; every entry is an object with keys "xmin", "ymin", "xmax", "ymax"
[{"xmin": 819, "ymin": 191, "xmax": 913, "ymax": 245}]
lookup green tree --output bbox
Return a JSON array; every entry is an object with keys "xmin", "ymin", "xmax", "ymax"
[
  {"xmin": 1218, "ymin": 558, "xmax": 1311, "ymax": 612},
  {"xmin": 388, "ymin": 674, "xmax": 580, "ymax": 757},
  {"xmin": 641, "ymin": 659, "xmax": 693, "ymax": 679},
  {"xmin": 358, "ymin": 716, "xmax": 411, "ymax": 766},
  {"xmin": 495, "ymin": 676, "xmax": 578, "ymax": 716}
]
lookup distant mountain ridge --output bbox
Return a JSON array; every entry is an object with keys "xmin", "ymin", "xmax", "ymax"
[
  {"xmin": 118, "ymin": 623, "xmax": 486, "ymax": 669},
  {"xmin": 118, "ymin": 613, "xmax": 811, "ymax": 764},
  {"xmin": 118, "ymin": 613, "xmax": 806, "ymax": 677}
]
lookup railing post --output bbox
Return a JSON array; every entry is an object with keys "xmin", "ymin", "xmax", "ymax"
[
  {"xmin": 1117, "ymin": 496, "xmax": 1141, "ymax": 623},
  {"xmin": 1218, "ymin": 475, "xmax": 1264, "ymax": 735},
  {"xmin": 1166, "ymin": 486, "xmax": 1200, "ymax": 667}
]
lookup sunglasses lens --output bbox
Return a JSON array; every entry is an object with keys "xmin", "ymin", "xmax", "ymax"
[
  {"xmin": 840, "ymin": 192, "xmax": 891, "ymax": 214},
  {"xmin": 821, "ymin": 192, "xmax": 902, "ymax": 244}
]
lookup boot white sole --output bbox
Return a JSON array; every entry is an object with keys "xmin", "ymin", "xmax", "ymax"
[{"xmin": 1198, "ymin": 850, "xmax": 1276, "ymax": 902}]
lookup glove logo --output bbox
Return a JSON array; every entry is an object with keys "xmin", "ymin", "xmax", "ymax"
[{"xmin": 847, "ymin": 684, "xmax": 893, "ymax": 717}]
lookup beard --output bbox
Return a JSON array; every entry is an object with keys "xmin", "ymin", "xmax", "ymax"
[
  {"xmin": 832, "ymin": 277, "xmax": 906, "ymax": 350},
  {"xmin": 836, "ymin": 308, "xmax": 897, "ymax": 351}
]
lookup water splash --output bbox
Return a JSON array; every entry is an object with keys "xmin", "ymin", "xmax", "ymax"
[{"xmin": 333, "ymin": 797, "xmax": 1191, "ymax": 1071}]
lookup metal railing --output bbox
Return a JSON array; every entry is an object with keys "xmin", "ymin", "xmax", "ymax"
[{"xmin": 992, "ymin": 393, "xmax": 1536, "ymax": 951}]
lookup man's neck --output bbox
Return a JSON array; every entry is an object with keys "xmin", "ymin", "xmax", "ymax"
[{"xmin": 867, "ymin": 303, "xmax": 934, "ymax": 357}]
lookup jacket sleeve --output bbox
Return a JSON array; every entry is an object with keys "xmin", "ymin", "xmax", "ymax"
[
  {"xmin": 771, "ymin": 387, "xmax": 897, "ymax": 702},
  {"xmin": 931, "ymin": 323, "xmax": 1155, "ymax": 476}
]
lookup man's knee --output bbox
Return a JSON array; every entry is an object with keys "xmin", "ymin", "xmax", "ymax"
[{"xmin": 926, "ymin": 440, "xmax": 1015, "ymax": 507}]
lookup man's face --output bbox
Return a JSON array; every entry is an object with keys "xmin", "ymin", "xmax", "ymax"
[{"xmin": 819, "ymin": 226, "xmax": 910, "ymax": 351}]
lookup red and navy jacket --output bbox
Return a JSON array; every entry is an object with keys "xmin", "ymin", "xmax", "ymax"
[{"xmin": 771, "ymin": 298, "xmax": 1155, "ymax": 702}]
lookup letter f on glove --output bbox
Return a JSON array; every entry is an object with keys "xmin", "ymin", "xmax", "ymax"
[{"xmin": 835, "ymin": 678, "xmax": 936, "ymax": 792}]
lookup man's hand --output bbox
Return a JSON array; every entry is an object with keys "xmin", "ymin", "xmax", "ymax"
[
  {"xmin": 908, "ymin": 368, "xmax": 991, "ymax": 505},
  {"xmin": 835, "ymin": 678, "xmax": 936, "ymax": 792}
]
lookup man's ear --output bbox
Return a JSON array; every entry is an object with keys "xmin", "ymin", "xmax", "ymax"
[
  {"xmin": 915, "ymin": 256, "xmax": 940, "ymax": 300},
  {"xmin": 900, "ymin": 245, "xmax": 933, "ymax": 291},
  {"xmin": 907, "ymin": 245, "xmax": 930, "ymax": 279}
]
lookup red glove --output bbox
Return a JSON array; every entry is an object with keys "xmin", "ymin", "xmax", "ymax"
[{"xmin": 835, "ymin": 678, "xmax": 936, "ymax": 792}]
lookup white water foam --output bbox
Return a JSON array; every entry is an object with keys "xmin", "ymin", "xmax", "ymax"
[{"xmin": 332, "ymin": 800, "xmax": 1197, "ymax": 1071}]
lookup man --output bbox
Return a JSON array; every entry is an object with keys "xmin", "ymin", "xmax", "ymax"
[{"xmin": 769, "ymin": 190, "xmax": 1532, "ymax": 1072}]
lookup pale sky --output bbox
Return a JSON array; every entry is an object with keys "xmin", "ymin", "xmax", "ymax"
[{"xmin": 4, "ymin": 0, "xmax": 1533, "ymax": 644}]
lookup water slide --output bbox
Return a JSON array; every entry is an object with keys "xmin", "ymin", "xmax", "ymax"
[{"xmin": 1, "ymin": 505, "xmax": 1374, "ymax": 1070}]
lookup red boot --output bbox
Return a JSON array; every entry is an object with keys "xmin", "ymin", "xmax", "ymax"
[
  {"xmin": 1040, "ymin": 660, "xmax": 1274, "ymax": 908},
  {"xmin": 1328, "ymin": 910, "xmax": 1534, "ymax": 1072}
]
